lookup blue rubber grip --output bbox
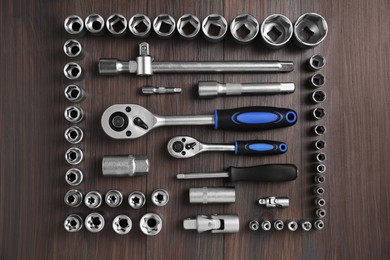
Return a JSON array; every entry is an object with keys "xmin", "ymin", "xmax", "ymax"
[
  {"xmin": 234, "ymin": 140, "xmax": 288, "ymax": 155},
  {"xmin": 214, "ymin": 106, "xmax": 297, "ymax": 130}
]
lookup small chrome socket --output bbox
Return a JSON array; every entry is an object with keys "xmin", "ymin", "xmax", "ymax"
[
  {"xmin": 64, "ymin": 106, "xmax": 84, "ymax": 123},
  {"xmin": 128, "ymin": 191, "xmax": 146, "ymax": 209},
  {"xmin": 151, "ymin": 188, "xmax": 169, "ymax": 206},
  {"xmin": 314, "ymin": 219, "xmax": 325, "ymax": 230},
  {"xmin": 177, "ymin": 14, "xmax": 201, "ymax": 40},
  {"xmin": 248, "ymin": 220, "xmax": 259, "ymax": 231},
  {"xmin": 84, "ymin": 191, "xmax": 102, "ymax": 209},
  {"xmin": 312, "ymin": 90, "xmax": 327, "ymax": 103},
  {"xmin": 300, "ymin": 221, "xmax": 312, "ymax": 231},
  {"xmin": 202, "ymin": 14, "xmax": 228, "ymax": 42},
  {"xmin": 63, "ymin": 62, "xmax": 84, "ymax": 81},
  {"xmin": 316, "ymin": 164, "xmax": 327, "ymax": 174},
  {"xmin": 310, "ymin": 73, "xmax": 326, "ymax": 88},
  {"xmin": 112, "ymin": 215, "xmax": 132, "ymax": 235},
  {"xmin": 64, "ymin": 189, "xmax": 83, "ymax": 207},
  {"xmin": 65, "ymin": 126, "xmax": 84, "ymax": 144},
  {"xmin": 314, "ymin": 140, "xmax": 326, "ymax": 150},
  {"xmin": 314, "ymin": 186, "xmax": 325, "ymax": 195},
  {"xmin": 230, "ymin": 14, "xmax": 259, "ymax": 44},
  {"xmin": 260, "ymin": 14, "xmax": 293, "ymax": 49},
  {"xmin": 314, "ymin": 174, "xmax": 326, "ymax": 184},
  {"xmin": 129, "ymin": 14, "xmax": 152, "ymax": 38},
  {"xmin": 65, "ymin": 147, "xmax": 84, "ymax": 165},
  {"xmin": 64, "ymin": 15, "xmax": 85, "ymax": 36},
  {"xmin": 85, "ymin": 213, "xmax": 105, "ymax": 233},
  {"xmin": 63, "ymin": 39, "xmax": 84, "ymax": 59},
  {"xmin": 85, "ymin": 14, "xmax": 105, "ymax": 35},
  {"xmin": 313, "ymin": 125, "xmax": 326, "ymax": 136},
  {"xmin": 309, "ymin": 54, "xmax": 326, "ymax": 70},
  {"xmin": 106, "ymin": 13, "xmax": 128, "ymax": 36},
  {"xmin": 312, "ymin": 107, "xmax": 326, "ymax": 120},
  {"xmin": 315, "ymin": 198, "xmax": 326, "ymax": 207},
  {"xmin": 105, "ymin": 190, "xmax": 123, "ymax": 207},
  {"xmin": 294, "ymin": 13, "xmax": 328, "ymax": 48},
  {"xmin": 316, "ymin": 208, "xmax": 327, "ymax": 218},
  {"xmin": 65, "ymin": 168, "xmax": 83, "ymax": 186},
  {"xmin": 274, "ymin": 220, "xmax": 284, "ymax": 231},
  {"xmin": 287, "ymin": 220, "xmax": 298, "ymax": 231},
  {"xmin": 261, "ymin": 220, "xmax": 272, "ymax": 231},
  {"xmin": 139, "ymin": 213, "xmax": 163, "ymax": 236},
  {"xmin": 153, "ymin": 14, "xmax": 176, "ymax": 39},
  {"xmin": 64, "ymin": 85, "xmax": 86, "ymax": 103},
  {"xmin": 315, "ymin": 152, "xmax": 327, "ymax": 162},
  {"xmin": 64, "ymin": 214, "xmax": 83, "ymax": 232}
]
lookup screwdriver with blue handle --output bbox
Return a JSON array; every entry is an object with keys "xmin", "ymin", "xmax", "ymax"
[{"xmin": 176, "ymin": 164, "xmax": 298, "ymax": 182}]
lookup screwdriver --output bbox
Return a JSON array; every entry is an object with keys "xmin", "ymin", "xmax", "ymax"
[{"xmin": 176, "ymin": 164, "xmax": 298, "ymax": 182}]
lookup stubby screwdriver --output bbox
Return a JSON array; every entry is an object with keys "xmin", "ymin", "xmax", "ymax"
[{"xmin": 176, "ymin": 164, "xmax": 298, "ymax": 182}]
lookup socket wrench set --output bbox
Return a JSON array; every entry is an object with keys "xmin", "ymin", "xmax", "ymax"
[{"xmin": 63, "ymin": 12, "xmax": 328, "ymax": 234}]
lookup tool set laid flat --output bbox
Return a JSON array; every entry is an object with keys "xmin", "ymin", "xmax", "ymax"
[{"xmin": 62, "ymin": 12, "xmax": 328, "ymax": 234}]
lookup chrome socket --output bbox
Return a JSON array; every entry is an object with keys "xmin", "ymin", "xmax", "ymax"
[
  {"xmin": 294, "ymin": 13, "xmax": 328, "ymax": 48},
  {"xmin": 310, "ymin": 73, "xmax": 326, "ymax": 88},
  {"xmin": 314, "ymin": 186, "xmax": 325, "ymax": 195},
  {"xmin": 249, "ymin": 220, "xmax": 259, "ymax": 231},
  {"xmin": 65, "ymin": 147, "xmax": 84, "ymax": 165},
  {"xmin": 316, "ymin": 208, "xmax": 327, "ymax": 218},
  {"xmin": 63, "ymin": 62, "xmax": 84, "ymax": 81},
  {"xmin": 102, "ymin": 155, "xmax": 149, "ymax": 176},
  {"xmin": 128, "ymin": 191, "xmax": 146, "ymax": 209},
  {"xmin": 287, "ymin": 220, "xmax": 298, "ymax": 231},
  {"xmin": 314, "ymin": 219, "xmax": 325, "ymax": 230},
  {"xmin": 314, "ymin": 140, "xmax": 326, "ymax": 150},
  {"xmin": 106, "ymin": 13, "xmax": 128, "ymax": 36},
  {"xmin": 300, "ymin": 221, "xmax": 312, "ymax": 231},
  {"xmin": 129, "ymin": 14, "xmax": 152, "ymax": 38},
  {"xmin": 315, "ymin": 152, "xmax": 327, "ymax": 162},
  {"xmin": 258, "ymin": 196, "xmax": 289, "ymax": 208},
  {"xmin": 230, "ymin": 14, "xmax": 259, "ymax": 44},
  {"xmin": 65, "ymin": 168, "xmax": 83, "ymax": 186},
  {"xmin": 153, "ymin": 14, "xmax": 176, "ymax": 39},
  {"xmin": 151, "ymin": 188, "xmax": 169, "ymax": 206},
  {"xmin": 316, "ymin": 164, "xmax": 327, "ymax": 174},
  {"xmin": 64, "ymin": 106, "xmax": 84, "ymax": 123},
  {"xmin": 65, "ymin": 126, "xmax": 84, "ymax": 144},
  {"xmin": 64, "ymin": 85, "xmax": 86, "ymax": 103},
  {"xmin": 85, "ymin": 212, "xmax": 105, "ymax": 233},
  {"xmin": 312, "ymin": 107, "xmax": 326, "ymax": 120},
  {"xmin": 315, "ymin": 198, "xmax": 326, "ymax": 207},
  {"xmin": 260, "ymin": 14, "xmax": 293, "ymax": 49},
  {"xmin": 64, "ymin": 189, "xmax": 83, "ymax": 207},
  {"xmin": 309, "ymin": 54, "xmax": 326, "ymax": 70},
  {"xmin": 202, "ymin": 14, "xmax": 228, "ymax": 42},
  {"xmin": 85, "ymin": 191, "xmax": 102, "ymax": 209},
  {"xmin": 105, "ymin": 190, "xmax": 123, "ymax": 207},
  {"xmin": 64, "ymin": 15, "xmax": 85, "ymax": 36},
  {"xmin": 63, "ymin": 39, "xmax": 84, "ymax": 59},
  {"xmin": 64, "ymin": 214, "xmax": 83, "ymax": 232},
  {"xmin": 139, "ymin": 213, "xmax": 163, "ymax": 236},
  {"xmin": 314, "ymin": 174, "xmax": 326, "ymax": 184},
  {"xmin": 177, "ymin": 14, "xmax": 201, "ymax": 40},
  {"xmin": 311, "ymin": 90, "xmax": 327, "ymax": 103},
  {"xmin": 189, "ymin": 187, "xmax": 235, "ymax": 204},
  {"xmin": 261, "ymin": 220, "xmax": 272, "ymax": 231},
  {"xmin": 274, "ymin": 220, "xmax": 284, "ymax": 231},
  {"xmin": 85, "ymin": 13, "xmax": 105, "ymax": 35},
  {"xmin": 112, "ymin": 214, "xmax": 132, "ymax": 235},
  {"xmin": 313, "ymin": 125, "xmax": 326, "ymax": 136}
]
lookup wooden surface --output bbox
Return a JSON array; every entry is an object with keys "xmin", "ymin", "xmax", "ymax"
[{"xmin": 1, "ymin": 0, "xmax": 389, "ymax": 259}]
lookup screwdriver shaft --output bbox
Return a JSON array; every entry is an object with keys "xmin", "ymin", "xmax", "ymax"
[
  {"xmin": 176, "ymin": 172, "xmax": 229, "ymax": 179},
  {"xmin": 142, "ymin": 87, "xmax": 182, "ymax": 94}
]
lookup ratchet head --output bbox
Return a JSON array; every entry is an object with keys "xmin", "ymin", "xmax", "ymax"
[
  {"xmin": 101, "ymin": 104, "xmax": 157, "ymax": 139},
  {"xmin": 167, "ymin": 136, "xmax": 203, "ymax": 158}
]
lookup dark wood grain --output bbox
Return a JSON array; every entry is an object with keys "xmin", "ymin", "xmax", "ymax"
[{"xmin": 1, "ymin": 0, "xmax": 389, "ymax": 259}]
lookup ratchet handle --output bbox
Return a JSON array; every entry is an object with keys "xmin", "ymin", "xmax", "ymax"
[
  {"xmin": 234, "ymin": 140, "xmax": 288, "ymax": 155},
  {"xmin": 214, "ymin": 106, "xmax": 297, "ymax": 130},
  {"xmin": 228, "ymin": 164, "xmax": 298, "ymax": 182}
]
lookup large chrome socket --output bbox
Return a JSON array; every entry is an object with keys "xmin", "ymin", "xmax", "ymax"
[
  {"xmin": 294, "ymin": 13, "xmax": 328, "ymax": 48},
  {"xmin": 129, "ymin": 14, "xmax": 152, "ymax": 38},
  {"xmin": 106, "ymin": 14, "xmax": 128, "ymax": 36},
  {"xmin": 230, "ymin": 14, "xmax": 259, "ymax": 44},
  {"xmin": 153, "ymin": 14, "xmax": 176, "ymax": 39},
  {"xmin": 63, "ymin": 39, "xmax": 84, "ymax": 59},
  {"xmin": 202, "ymin": 14, "xmax": 228, "ymax": 42},
  {"xmin": 260, "ymin": 14, "xmax": 293, "ymax": 49},
  {"xmin": 177, "ymin": 14, "xmax": 201, "ymax": 40}
]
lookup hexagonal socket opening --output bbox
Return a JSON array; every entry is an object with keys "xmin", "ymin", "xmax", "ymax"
[
  {"xmin": 314, "ymin": 125, "xmax": 326, "ymax": 135},
  {"xmin": 312, "ymin": 90, "xmax": 326, "ymax": 103},
  {"xmin": 309, "ymin": 54, "xmax": 326, "ymax": 70},
  {"xmin": 65, "ymin": 147, "xmax": 83, "ymax": 165},
  {"xmin": 85, "ymin": 14, "xmax": 105, "ymax": 33},
  {"xmin": 129, "ymin": 14, "xmax": 151, "ymax": 37},
  {"xmin": 153, "ymin": 15, "xmax": 175, "ymax": 37},
  {"xmin": 64, "ymin": 106, "xmax": 84, "ymax": 123},
  {"xmin": 231, "ymin": 14, "xmax": 259, "ymax": 43},
  {"xmin": 314, "ymin": 140, "xmax": 326, "ymax": 150},
  {"xmin": 316, "ymin": 153, "xmax": 327, "ymax": 162},
  {"xmin": 63, "ymin": 39, "xmax": 82, "ymax": 58},
  {"xmin": 64, "ymin": 15, "xmax": 84, "ymax": 34},
  {"xmin": 313, "ymin": 107, "xmax": 326, "ymax": 119},
  {"xmin": 65, "ymin": 126, "xmax": 83, "ymax": 144},
  {"xmin": 177, "ymin": 14, "xmax": 200, "ymax": 38},
  {"xmin": 65, "ymin": 168, "xmax": 83, "ymax": 186},
  {"xmin": 202, "ymin": 14, "xmax": 227, "ymax": 40},
  {"xmin": 64, "ymin": 63, "xmax": 82, "ymax": 80},
  {"xmin": 65, "ymin": 85, "xmax": 85, "ymax": 102},
  {"xmin": 261, "ymin": 14, "xmax": 293, "ymax": 47},
  {"xmin": 107, "ymin": 14, "xmax": 127, "ymax": 34},
  {"xmin": 294, "ymin": 13, "xmax": 328, "ymax": 47},
  {"xmin": 311, "ymin": 73, "xmax": 325, "ymax": 87}
]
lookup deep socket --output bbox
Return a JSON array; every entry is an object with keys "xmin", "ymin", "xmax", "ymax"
[
  {"xmin": 189, "ymin": 187, "xmax": 235, "ymax": 204},
  {"xmin": 294, "ymin": 13, "xmax": 328, "ymax": 48},
  {"xmin": 102, "ymin": 155, "xmax": 149, "ymax": 176}
]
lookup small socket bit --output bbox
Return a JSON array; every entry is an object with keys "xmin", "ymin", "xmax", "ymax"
[
  {"xmin": 314, "ymin": 140, "xmax": 326, "ymax": 150},
  {"xmin": 249, "ymin": 220, "xmax": 259, "ymax": 231},
  {"xmin": 202, "ymin": 14, "xmax": 228, "ymax": 42},
  {"xmin": 314, "ymin": 174, "xmax": 326, "ymax": 184},
  {"xmin": 314, "ymin": 219, "xmax": 325, "ymax": 230},
  {"xmin": 105, "ymin": 190, "xmax": 123, "ymax": 207},
  {"xmin": 314, "ymin": 186, "xmax": 325, "ymax": 195},
  {"xmin": 140, "ymin": 213, "xmax": 163, "ymax": 236},
  {"xmin": 63, "ymin": 62, "xmax": 84, "ymax": 81},
  {"xmin": 311, "ymin": 90, "xmax": 326, "ymax": 103},
  {"xmin": 85, "ymin": 213, "xmax": 105, "ymax": 233},
  {"xmin": 85, "ymin": 13, "xmax": 106, "ymax": 35},
  {"xmin": 63, "ymin": 39, "xmax": 84, "ymax": 59},
  {"xmin": 189, "ymin": 187, "xmax": 235, "ymax": 204},
  {"xmin": 310, "ymin": 73, "xmax": 326, "ymax": 88},
  {"xmin": 142, "ymin": 87, "xmax": 182, "ymax": 94},
  {"xmin": 64, "ymin": 189, "xmax": 83, "ymax": 207},
  {"xmin": 64, "ymin": 85, "xmax": 86, "ymax": 103},
  {"xmin": 65, "ymin": 168, "xmax": 83, "ymax": 186},
  {"xmin": 65, "ymin": 126, "xmax": 84, "ymax": 144},
  {"xmin": 64, "ymin": 214, "xmax": 83, "ymax": 232},
  {"xmin": 129, "ymin": 14, "xmax": 152, "ymax": 38},
  {"xmin": 102, "ymin": 155, "xmax": 149, "ymax": 176},
  {"xmin": 313, "ymin": 125, "xmax": 326, "ymax": 135},
  {"xmin": 64, "ymin": 15, "xmax": 85, "ymax": 37},
  {"xmin": 309, "ymin": 54, "xmax": 326, "ymax": 70},
  {"xmin": 151, "ymin": 188, "xmax": 169, "ymax": 206},
  {"xmin": 315, "ymin": 152, "xmax": 327, "ymax": 162},
  {"xmin": 261, "ymin": 220, "xmax": 272, "ymax": 231},
  {"xmin": 316, "ymin": 208, "xmax": 327, "ymax": 218},
  {"xmin": 112, "ymin": 215, "xmax": 132, "ymax": 235},
  {"xmin": 287, "ymin": 220, "xmax": 298, "ymax": 231},
  {"xmin": 258, "ymin": 196, "xmax": 289, "ymax": 207},
  {"xmin": 64, "ymin": 106, "xmax": 84, "ymax": 123},
  {"xmin": 153, "ymin": 14, "xmax": 176, "ymax": 39},
  {"xmin": 198, "ymin": 81, "xmax": 295, "ymax": 98},
  {"xmin": 315, "ymin": 198, "xmax": 326, "ymax": 207},
  {"xmin": 312, "ymin": 107, "xmax": 326, "ymax": 120},
  {"xmin": 183, "ymin": 215, "xmax": 240, "ymax": 233},
  {"xmin": 177, "ymin": 14, "xmax": 201, "ymax": 40},
  {"xmin": 300, "ymin": 221, "xmax": 312, "ymax": 231},
  {"xmin": 65, "ymin": 147, "xmax": 84, "ymax": 165},
  {"xmin": 274, "ymin": 220, "xmax": 284, "ymax": 231},
  {"xmin": 316, "ymin": 164, "xmax": 326, "ymax": 174},
  {"xmin": 128, "ymin": 191, "xmax": 146, "ymax": 209},
  {"xmin": 85, "ymin": 191, "xmax": 102, "ymax": 209}
]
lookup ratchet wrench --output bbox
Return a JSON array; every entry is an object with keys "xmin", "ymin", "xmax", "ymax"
[
  {"xmin": 101, "ymin": 104, "xmax": 297, "ymax": 139},
  {"xmin": 167, "ymin": 136, "xmax": 288, "ymax": 158}
]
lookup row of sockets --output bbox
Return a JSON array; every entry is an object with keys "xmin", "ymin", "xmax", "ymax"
[
  {"xmin": 64, "ymin": 13, "xmax": 327, "ymax": 48},
  {"xmin": 249, "ymin": 219, "xmax": 324, "ymax": 232}
]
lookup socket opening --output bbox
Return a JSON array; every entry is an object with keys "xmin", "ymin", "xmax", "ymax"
[
  {"xmin": 294, "ymin": 13, "xmax": 328, "ymax": 47},
  {"xmin": 310, "ymin": 54, "xmax": 325, "ymax": 70},
  {"xmin": 64, "ymin": 40, "xmax": 82, "ymax": 57},
  {"xmin": 231, "ymin": 14, "xmax": 259, "ymax": 43},
  {"xmin": 314, "ymin": 125, "xmax": 326, "ymax": 135},
  {"xmin": 153, "ymin": 15, "xmax": 175, "ymax": 37},
  {"xmin": 107, "ymin": 14, "xmax": 127, "ymax": 34},
  {"xmin": 313, "ymin": 91, "xmax": 326, "ymax": 103},
  {"xmin": 315, "ymin": 140, "xmax": 326, "ymax": 150},
  {"xmin": 177, "ymin": 14, "xmax": 200, "ymax": 38},
  {"xmin": 261, "ymin": 14, "xmax": 293, "ymax": 47},
  {"xmin": 129, "ymin": 14, "xmax": 151, "ymax": 37},
  {"xmin": 65, "ymin": 16, "xmax": 84, "ymax": 34},
  {"xmin": 311, "ymin": 74, "xmax": 325, "ymax": 87},
  {"xmin": 313, "ymin": 108, "xmax": 326, "ymax": 119},
  {"xmin": 64, "ymin": 63, "xmax": 82, "ymax": 80}
]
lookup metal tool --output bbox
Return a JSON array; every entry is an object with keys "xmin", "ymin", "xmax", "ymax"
[
  {"xmin": 258, "ymin": 196, "xmax": 289, "ymax": 207},
  {"xmin": 63, "ymin": 39, "xmax": 84, "ymax": 59},
  {"xmin": 177, "ymin": 14, "xmax": 201, "ymax": 39},
  {"xmin": 274, "ymin": 220, "xmax": 284, "ymax": 231},
  {"xmin": 316, "ymin": 208, "xmax": 327, "ymax": 218},
  {"xmin": 102, "ymin": 155, "xmax": 149, "ymax": 176},
  {"xmin": 312, "ymin": 107, "xmax": 326, "ymax": 120},
  {"xmin": 315, "ymin": 152, "xmax": 326, "ymax": 162},
  {"xmin": 294, "ymin": 13, "xmax": 328, "ymax": 48},
  {"xmin": 261, "ymin": 220, "xmax": 272, "ymax": 231},
  {"xmin": 314, "ymin": 174, "xmax": 325, "ymax": 184},
  {"xmin": 168, "ymin": 136, "xmax": 288, "ymax": 159},
  {"xmin": 112, "ymin": 215, "xmax": 132, "ymax": 235},
  {"xmin": 128, "ymin": 191, "xmax": 146, "ymax": 209},
  {"xmin": 316, "ymin": 164, "xmax": 326, "ymax": 174},
  {"xmin": 189, "ymin": 187, "xmax": 235, "ymax": 204},
  {"xmin": 65, "ymin": 126, "xmax": 84, "ymax": 144},
  {"xmin": 98, "ymin": 42, "xmax": 294, "ymax": 76},
  {"xmin": 311, "ymin": 90, "xmax": 326, "ymax": 103},
  {"xmin": 177, "ymin": 164, "xmax": 298, "ymax": 182},
  {"xmin": 314, "ymin": 140, "xmax": 326, "ymax": 150},
  {"xmin": 106, "ymin": 13, "xmax": 128, "ymax": 36},
  {"xmin": 85, "ymin": 13, "xmax": 105, "ymax": 35},
  {"xmin": 64, "ymin": 214, "xmax": 83, "ymax": 232},
  {"xmin": 313, "ymin": 125, "xmax": 326, "ymax": 135},
  {"xmin": 314, "ymin": 186, "xmax": 325, "ymax": 195},
  {"xmin": 140, "ymin": 213, "xmax": 163, "ymax": 236},
  {"xmin": 314, "ymin": 219, "xmax": 324, "ymax": 230},
  {"xmin": 198, "ymin": 81, "xmax": 295, "ymax": 98},
  {"xmin": 64, "ymin": 189, "xmax": 83, "ymax": 207},
  {"xmin": 129, "ymin": 14, "xmax": 152, "ymax": 38},
  {"xmin": 153, "ymin": 14, "xmax": 176, "ymax": 38},
  {"xmin": 309, "ymin": 54, "xmax": 326, "ymax": 70},
  {"xmin": 65, "ymin": 168, "xmax": 83, "ymax": 186},
  {"xmin": 142, "ymin": 87, "xmax": 182, "ymax": 94},
  {"xmin": 85, "ymin": 212, "xmax": 105, "ymax": 233},
  {"xmin": 65, "ymin": 147, "xmax": 83, "ymax": 165},
  {"xmin": 85, "ymin": 191, "xmax": 102, "ymax": 209},
  {"xmin": 249, "ymin": 220, "xmax": 259, "ymax": 231},
  {"xmin": 310, "ymin": 73, "xmax": 326, "ymax": 88},
  {"xmin": 64, "ymin": 15, "xmax": 85, "ymax": 36},
  {"xmin": 202, "ymin": 14, "xmax": 228, "ymax": 42},
  {"xmin": 300, "ymin": 221, "xmax": 312, "ymax": 231},
  {"xmin": 105, "ymin": 190, "xmax": 123, "ymax": 207},
  {"xmin": 260, "ymin": 14, "xmax": 293, "ymax": 49},
  {"xmin": 64, "ymin": 106, "xmax": 84, "ymax": 123},
  {"xmin": 287, "ymin": 220, "xmax": 298, "ymax": 231},
  {"xmin": 315, "ymin": 198, "xmax": 326, "ymax": 207},
  {"xmin": 230, "ymin": 14, "xmax": 259, "ymax": 44},
  {"xmin": 64, "ymin": 62, "xmax": 83, "ymax": 81},
  {"xmin": 64, "ymin": 84, "xmax": 86, "ymax": 103},
  {"xmin": 183, "ymin": 215, "xmax": 239, "ymax": 233},
  {"xmin": 151, "ymin": 189, "xmax": 169, "ymax": 206},
  {"xmin": 101, "ymin": 104, "xmax": 297, "ymax": 139}
]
